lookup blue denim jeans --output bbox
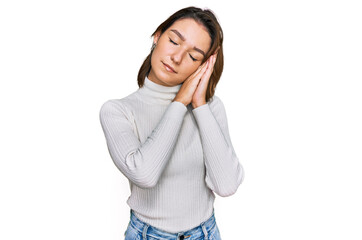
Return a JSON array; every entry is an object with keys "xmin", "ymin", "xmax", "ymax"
[{"xmin": 124, "ymin": 209, "xmax": 222, "ymax": 240}]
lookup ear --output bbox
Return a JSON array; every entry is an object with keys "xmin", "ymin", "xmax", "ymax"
[{"xmin": 153, "ymin": 31, "xmax": 161, "ymax": 45}]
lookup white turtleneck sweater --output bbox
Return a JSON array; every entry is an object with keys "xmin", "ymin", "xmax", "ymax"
[{"xmin": 99, "ymin": 77, "xmax": 244, "ymax": 233}]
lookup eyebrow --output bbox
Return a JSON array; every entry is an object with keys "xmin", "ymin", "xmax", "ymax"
[{"xmin": 170, "ymin": 29, "xmax": 206, "ymax": 57}]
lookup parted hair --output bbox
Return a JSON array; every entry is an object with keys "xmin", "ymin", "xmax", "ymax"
[{"xmin": 137, "ymin": 6, "xmax": 224, "ymax": 102}]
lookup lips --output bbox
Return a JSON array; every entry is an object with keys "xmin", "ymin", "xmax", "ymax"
[{"xmin": 162, "ymin": 62, "xmax": 177, "ymax": 73}]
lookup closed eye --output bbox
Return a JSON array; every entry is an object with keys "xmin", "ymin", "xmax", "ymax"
[
  {"xmin": 169, "ymin": 38, "xmax": 198, "ymax": 61},
  {"xmin": 169, "ymin": 38, "xmax": 178, "ymax": 45},
  {"xmin": 189, "ymin": 54, "xmax": 197, "ymax": 61}
]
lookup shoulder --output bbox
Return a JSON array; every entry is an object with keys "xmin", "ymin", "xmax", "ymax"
[
  {"xmin": 100, "ymin": 98, "xmax": 125, "ymax": 111},
  {"xmin": 99, "ymin": 88, "xmax": 140, "ymax": 112},
  {"xmin": 100, "ymin": 87, "xmax": 141, "ymax": 111},
  {"xmin": 208, "ymin": 95, "xmax": 223, "ymax": 105},
  {"xmin": 99, "ymin": 98, "xmax": 132, "ymax": 120},
  {"xmin": 207, "ymin": 95, "xmax": 226, "ymax": 114}
]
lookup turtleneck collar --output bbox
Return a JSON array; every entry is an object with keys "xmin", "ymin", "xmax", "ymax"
[{"xmin": 136, "ymin": 76, "xmax": 182, "ymax": 105}]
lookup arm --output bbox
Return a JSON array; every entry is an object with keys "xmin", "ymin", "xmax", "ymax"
[
  {"xmin": 99, "ymin": 100, "xmax": 187, "ymax": 189},
  {"xmin": 192, "ymin": 96, "xmax": 244, "ymax": 197}
]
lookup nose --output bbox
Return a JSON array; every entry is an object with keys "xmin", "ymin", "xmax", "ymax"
[{"xmin": 171, "ymin": 48, "xmax": 185, "ymax": 65}]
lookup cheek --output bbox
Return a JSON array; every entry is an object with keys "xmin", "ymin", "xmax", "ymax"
[
  {"xmin": 150, "ymin": 47, "xmax": 164, "ymax": 66},
  {"xmin": 155, "ymin": 40, "xmax": 172, "ymax": 56},
  {"xmin": 182, "ymin": 63, "xmax": 200, "ymax": 75}
]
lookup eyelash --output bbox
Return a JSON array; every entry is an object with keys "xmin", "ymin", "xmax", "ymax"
[
  {"xmin": 169, "ymin": 38, "xmax": 197, "ymax": 62},
  {"xmin": 169, "ymin": 38, "xmax": 177, "ymax": 45},
  {"xmin": 189, "ymin": 54, "xmax": 197, "ymax": 61}
]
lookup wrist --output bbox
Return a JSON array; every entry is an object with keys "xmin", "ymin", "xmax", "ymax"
[
  {"xmin": 173, "ymin": 98, "xmax": 187, "ymax": 106},
  {"xmin": 192, "ymin": 101, "xmax": 207, "ymax": 109}
]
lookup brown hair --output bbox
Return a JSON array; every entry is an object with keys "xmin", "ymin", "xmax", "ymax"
[{"xmin": 137, "ymin": 6, "xmax": 224, "ymax": 102}]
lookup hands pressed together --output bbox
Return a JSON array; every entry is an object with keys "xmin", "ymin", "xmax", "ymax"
[{"xmin": 173, "ymin": 51, "xmax": 218, "ymax": 109}]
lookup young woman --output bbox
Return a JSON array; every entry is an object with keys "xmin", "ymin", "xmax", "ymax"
[{"xmin": 100, "ymin": 6, "xmax": 244, "ymax": 240}]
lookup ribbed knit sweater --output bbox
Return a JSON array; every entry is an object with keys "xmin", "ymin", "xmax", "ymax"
[{"xmin": 99, "ymin": 76, "xmax": 244, "ymax": 233}]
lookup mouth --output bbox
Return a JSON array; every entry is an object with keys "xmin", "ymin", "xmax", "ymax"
[{"xmin": 162, "ymin": 62, "xmax": 177, "ymax": 73}]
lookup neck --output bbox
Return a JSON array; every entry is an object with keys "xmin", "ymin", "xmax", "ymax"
[{"xmin": 137, "ymin": 76, "xmax": 182, "ymax": 105}]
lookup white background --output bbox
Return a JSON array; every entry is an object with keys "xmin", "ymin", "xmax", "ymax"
[{"xmin": 1, "ymin": 0, "xmax": 361, "ymax": 239}]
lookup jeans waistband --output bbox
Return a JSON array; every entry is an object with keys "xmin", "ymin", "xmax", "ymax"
[{"xmin": 129, "ymin": 209, "xmax": 216, "ymax": 240}]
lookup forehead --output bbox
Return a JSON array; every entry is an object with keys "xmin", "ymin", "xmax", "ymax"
[{"xmin": 167, "ymin": 18, "xmax": 211, "ymax": 52}]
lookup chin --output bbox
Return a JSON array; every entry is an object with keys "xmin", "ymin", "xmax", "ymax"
[{"xmin": 152, "ymin": 68, "xmax": 178, "ymax": 86}]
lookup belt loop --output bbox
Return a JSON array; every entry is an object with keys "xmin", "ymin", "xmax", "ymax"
[
  {"xmin": 201, "ymin": 222, "xmax": 208, "ymax": 240},
  {"xmin": 142, "ymin": 223, "xmax": 149, "ymax": 240}
]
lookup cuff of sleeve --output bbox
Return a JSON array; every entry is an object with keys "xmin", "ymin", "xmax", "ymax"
[
  {"xmin": 192, "ymin": 103, "xmax": 214, "ymax": 125},
  {"xmin": 164, "ymin": 101, "xmax": 188, "ymax": 119}
]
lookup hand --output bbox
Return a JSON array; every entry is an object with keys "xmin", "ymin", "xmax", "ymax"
[
  {"xmin": 173, "ymin": 60, "xmax": 210, "ymax": 106},
  {"xmin": 191, "ymin": 52, "xmax": 218, "ymax": 109}
]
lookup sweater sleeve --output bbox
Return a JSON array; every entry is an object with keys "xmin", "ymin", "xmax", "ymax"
[
  {"xmin": 99, "ymin": 100, "xmax": 187, "ymax": 189},
  {"xmin": 192, "ymin": 96, "xmax": 244, "ymax": 197}
]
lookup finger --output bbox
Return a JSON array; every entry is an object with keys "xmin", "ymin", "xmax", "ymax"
[
  {"xmin": 211, "ymin": 54, "xmax": 217, "ymax": 66},
  {"xmin": 187, "ymin": 61, "xmax": 208, "ymax": 81},
  {"xmin": 194, "ymin": 60, "xmax": 210, "ymax": 77},
  {"xmin": 203, "ymin": 55, "xmax": 214, "ymax": 73},
  {"xmin": 190, "ymin": 61, "xmax": 209, "ymax": 84},
  {"xmin": 183, "ymin": 58, "xmax": 211, "ymax": 88},
  {"xmin": 198, "ymin": 60, "xmax": 209, "ymax": 70},
  {"xmin": 199, "ymin": 56, "xmax": 215, "ymax": 84},
  {"xmin": 208, "ymin": 54, "xmax": 216, "ymax": 65},
  {"xmin": 201, "ymin": 62, "xmax": 213, "ymax": 83},
  {"xmin": 183, "ymin": 62, "xmax": 208, "ymax": 91},
  {"xmin": 197, "ymin": 60, "xmax": 209, "ymax": 77},
  {"xmin": 196, "ymin": 62, "xmax": 212, "ymax": 87}
]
